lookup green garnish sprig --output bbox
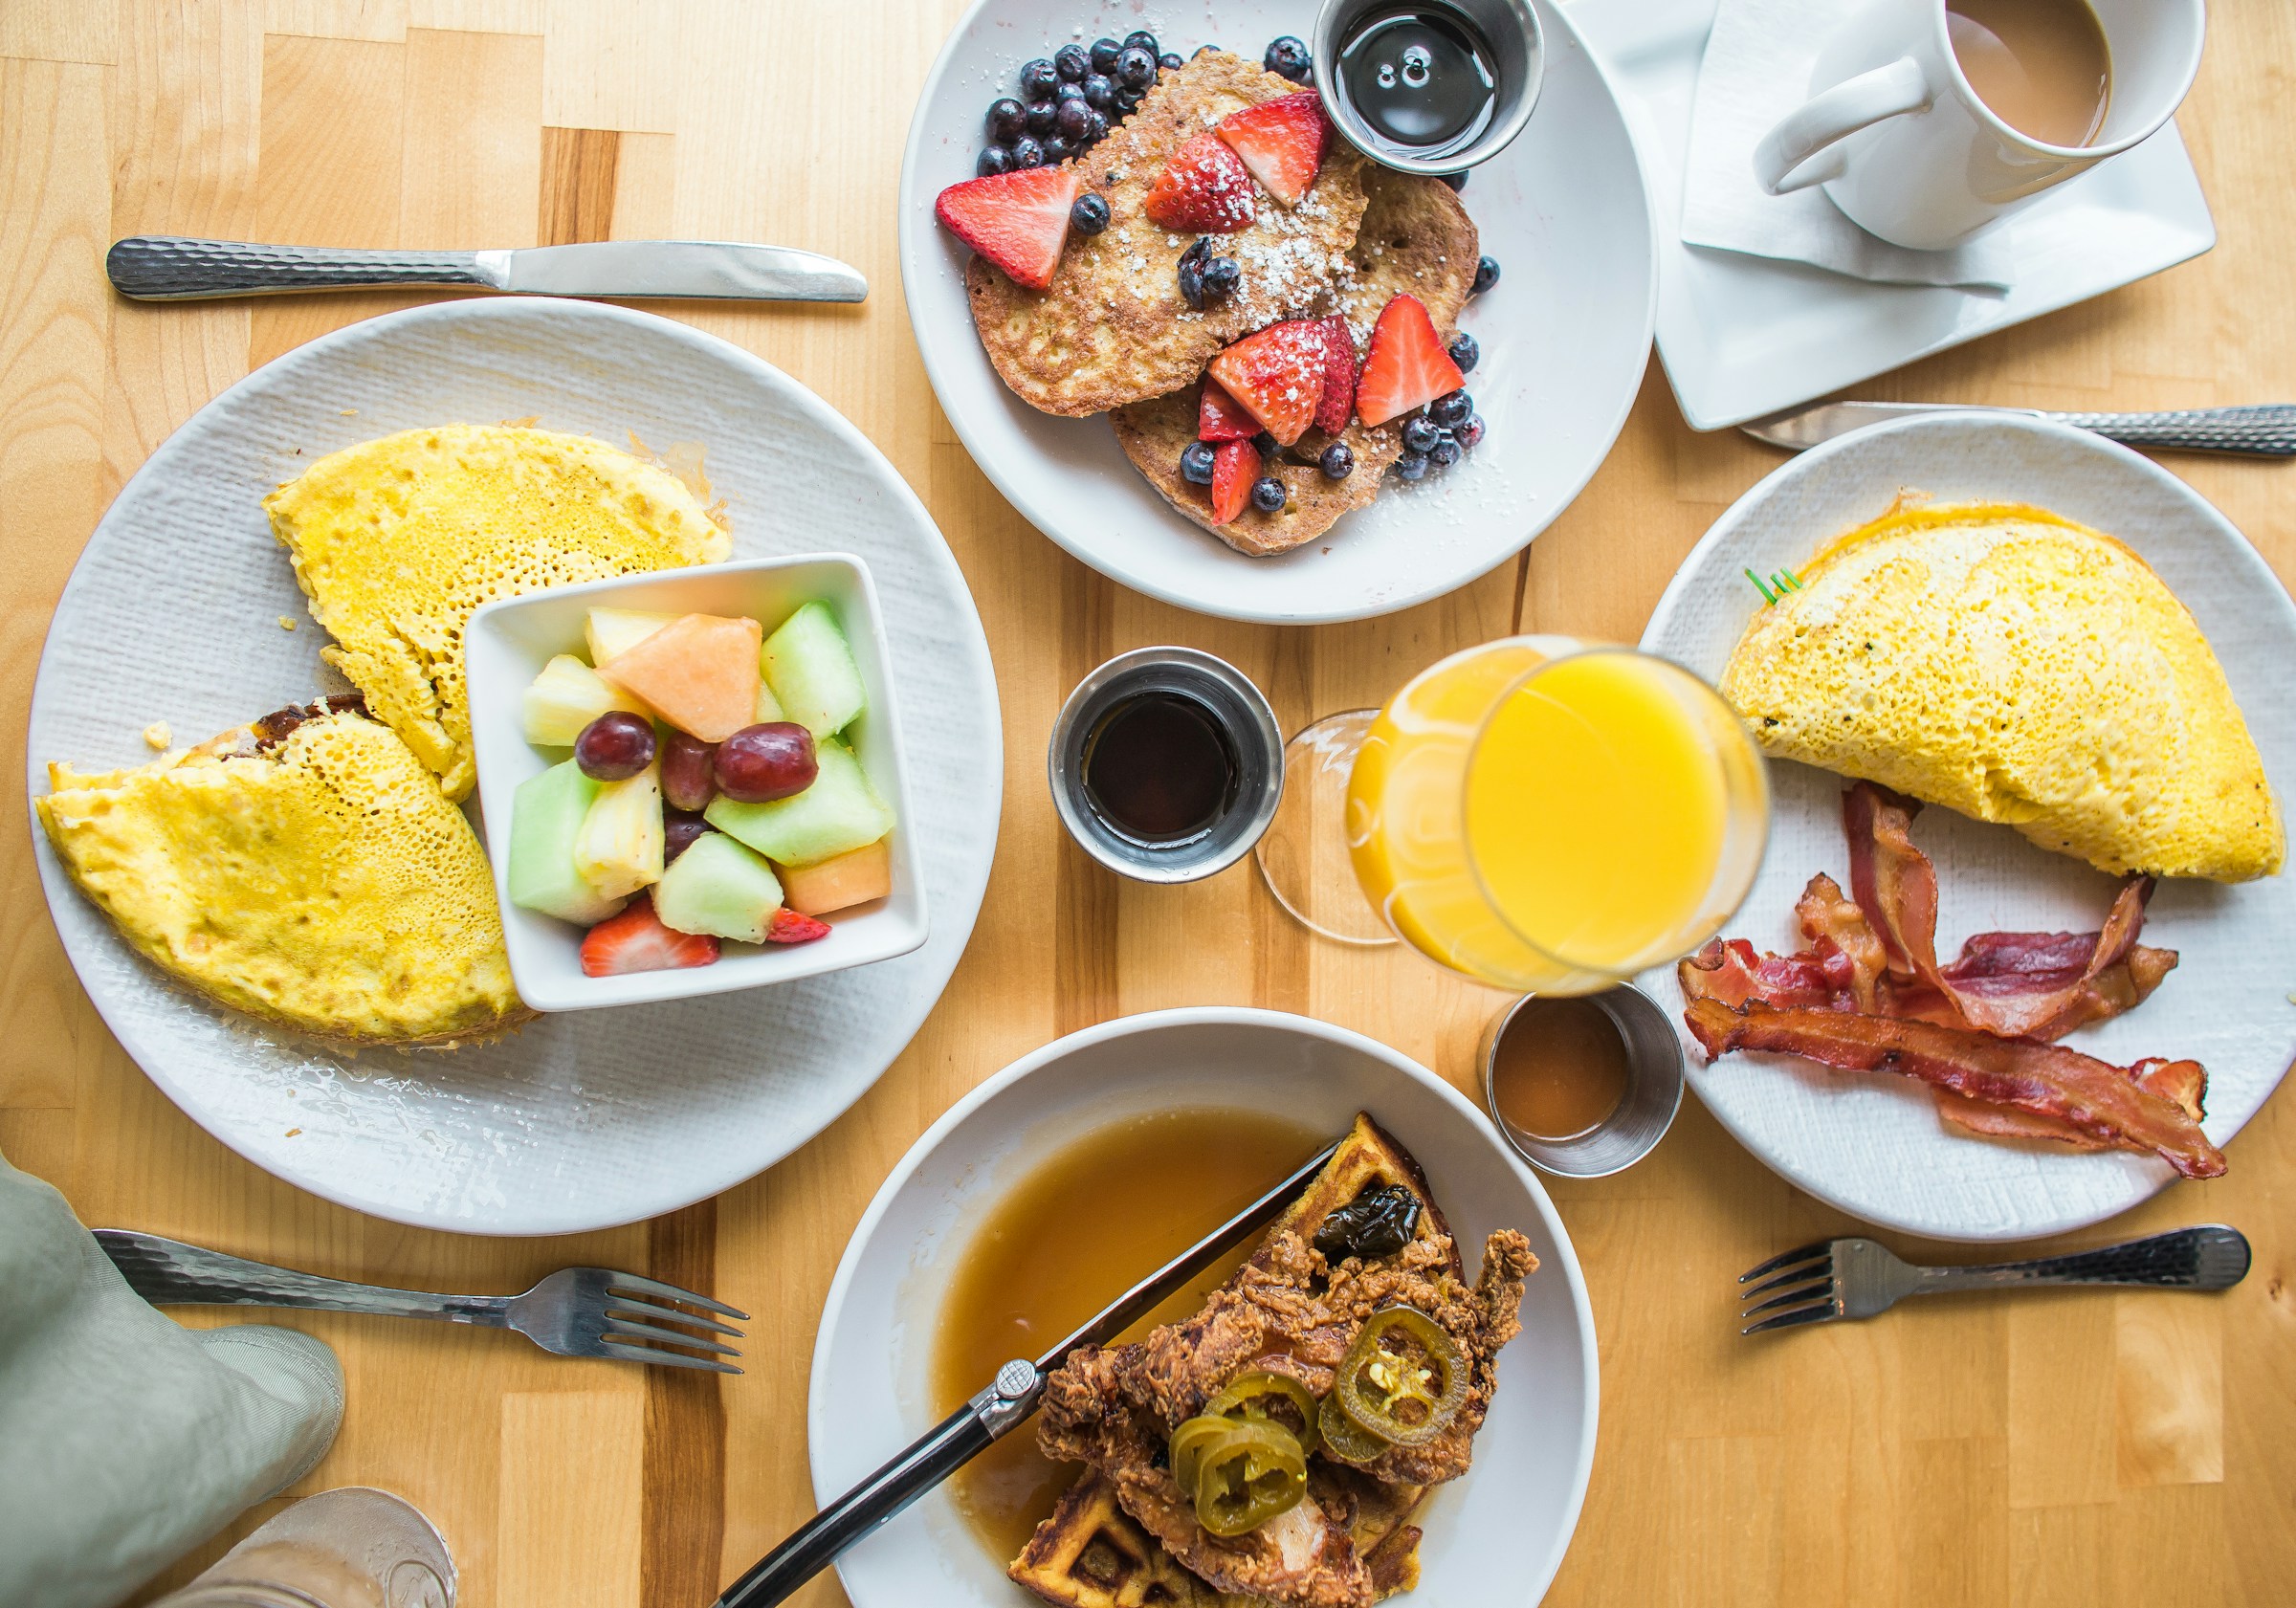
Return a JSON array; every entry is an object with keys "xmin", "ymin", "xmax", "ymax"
[{"xmin": 1746, "ymin": 566, "xmax": 1803, "ymax": 606}]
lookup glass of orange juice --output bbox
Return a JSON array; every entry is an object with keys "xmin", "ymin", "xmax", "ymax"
[{"xmin": 1253, "ymin": 637, "xmax": 1769, "ymax": 994}]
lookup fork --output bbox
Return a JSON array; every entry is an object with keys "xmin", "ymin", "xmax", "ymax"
[
  {"xmin": 95, "ymin": 1228, "xmax": 748, "ymax": 1373},
  {"xmin": 1736, "ymin": 1223, "xmax": 2251, "ymax": 1334}
]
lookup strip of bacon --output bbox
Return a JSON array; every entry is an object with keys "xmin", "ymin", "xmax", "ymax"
[
  {"xmin": 1936, "ymin": 1056, "xmax": 2207, "ymax": 1150},
  {"xmin": 1683, "ymin": 998, "xmax": 2225, "ymax": 1179}
]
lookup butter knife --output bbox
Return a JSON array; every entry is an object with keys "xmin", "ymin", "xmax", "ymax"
[
  {"xmin": 1742, "ymin": 400, "xmax": 2296, "ymax": 457},
  {"xmin": 711, "ymin": 1136, "xmax": 1343, "ymax": 1608},
  {"xmin": 106, "ymin": 236, "xmax": 868, "ymax": 303}
]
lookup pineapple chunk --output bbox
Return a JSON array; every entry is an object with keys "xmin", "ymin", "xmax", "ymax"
[
  {"xmin": 754, "ymin": 677, "xmax": 787, "ymax": 724},
  {"xmin": 585, "ymin": 607, "xmax": 680, "ymax": 665},
  {"xmin": 523, "ymin": 654, "xmax": 648, "ymax": 746},
  {"xmin": 572, "ymin": 760, "xmax": 664, "ymax": 900}
]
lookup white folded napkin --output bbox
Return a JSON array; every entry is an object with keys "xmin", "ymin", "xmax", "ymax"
[
  {"xmin": 1681, "ymin": 0, "xmax": 2020, "ymax": 288},
  {"xmin": 0, "ymin": 1152, "xmax": 344, "ymax": 1608}
]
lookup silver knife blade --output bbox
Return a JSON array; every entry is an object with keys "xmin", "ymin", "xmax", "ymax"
[
  {"xmin": 1740, "ymin": 400, "xmax": 2034, "ymax": 450},
  {"xmin": 490, "ymin": 239, "xmax": 867, "ymax": 302}
]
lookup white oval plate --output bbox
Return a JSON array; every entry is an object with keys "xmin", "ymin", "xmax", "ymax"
[
  {"xmin": 26, "ymin": 298, "xmax": 1003, "ymax": 1235},
  {"xmin": 1640, "ymin": 413, "xmax": 2296, "ymax": 1241},
  {"xmin": 809, "ymin": 1008, "xmax": 1598, "ymax": 1607},
  {"xmin": 897, "ymin": 0, "xmax": 1656, "ymax": 624}
]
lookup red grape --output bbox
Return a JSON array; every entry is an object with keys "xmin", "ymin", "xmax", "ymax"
[
  {"xmin": 659, "ymin": 730, "xmax": 718, "ymax": 812},
  {"xmin": 574, "ymin": 711, "xmax": 655, "ymax": 781},
  {"xmin": 663, "ymin": 810, "xmax": 711, "ymax": 863},
  {"xmin": 714, "ymin": 722, "xmax": 817, "ymax": 803}
]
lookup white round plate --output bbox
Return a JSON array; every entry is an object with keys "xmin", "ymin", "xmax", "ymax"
[
  {"xmin": 810, "ymin": 1008, "xmax": 1598, "ymax": 1607},
  {"xmin": 898, "ymin": 0, "xmax": 1656, "ymax": 624},
  {"xmin": 1640, "ymin": 413, "xmax": 2296, "ymax": 1241},
  {"xmin": 27, "ymin": 298, "xmax": 1003, "ymax": 1236}
]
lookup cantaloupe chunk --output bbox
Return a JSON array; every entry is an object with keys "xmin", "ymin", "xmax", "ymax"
[
  {"xmin": 775, "ymin": 837, "xmax": 892, "ymax": 915},
  {"xmin": 597, "ymin": 612, "xmax": 762, "ymax": 741}
]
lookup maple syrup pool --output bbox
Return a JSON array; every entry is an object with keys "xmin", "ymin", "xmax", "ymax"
[{"xmin": 929, "ymin": 1108, "xmax": 1323, "ymax": 1563}]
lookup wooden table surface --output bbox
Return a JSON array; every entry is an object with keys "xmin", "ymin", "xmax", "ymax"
[{"xmin": 4, "ymin": 2, "xmax": 2292, "ymax": 1604}]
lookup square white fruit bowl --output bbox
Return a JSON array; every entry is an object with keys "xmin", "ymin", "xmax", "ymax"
[{"xmin": 466, "ymin": 554, "xmax": 928, "ymax": 1014}]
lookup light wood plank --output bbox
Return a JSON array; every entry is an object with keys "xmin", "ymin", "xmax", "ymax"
[{"xmin": 499, "ymin": 1390, "xmax": 647, "ymax": 1608}]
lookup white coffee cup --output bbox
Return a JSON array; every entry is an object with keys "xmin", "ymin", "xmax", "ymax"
[{"xmin": 1753, "ymin": 0, "xmax": 2205, "ymax": 251}]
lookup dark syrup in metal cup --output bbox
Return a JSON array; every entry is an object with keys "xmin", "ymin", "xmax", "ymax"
[{"xmin": 1313, "ymin": 0, "xmax": 1545, "ymax": 174}]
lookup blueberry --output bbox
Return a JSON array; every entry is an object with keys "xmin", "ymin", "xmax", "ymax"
[
  {"xmin": 1447, "ymin": 332, "xmax": 1478, "ymax": 374},
  {"xmin": 977, "ymin": 144, "xmax": 1012, "ymax": 177},
  {"xmin": 1200, "ymin": 255, "xmax": 1241, "ymax": 297},
  {"xmin": 1115, "ymin": 44, "xmax": 1159, "ymax": 89},
  {"xmin": 1010, "ymin": 134, "xmax": 1045, "ymax": 169},
  {"xmin": 1460, "ymin": 414, "xmax": 1486, "ymax": 451},
  {"xmin": 1071, "ymin": 192, "xmax": 1110, "ymax": 235},
  {"xmin": 1082, "ymin": 72, "xmax": 1115, "ymax": 109},
  {"xmin": 1252, "ymin": 430, "xmax": 1279, "ymax": 458},
  {"xmin": 1177, "ymin": 238, "xmax": 1209, "ymax": 308},
  {"xmin": 1124, "ymin": 30, "xmax": 1160, "ymax": 55},
  {"xmin": 1025, "ymin": 99, "xmax": 1057, "ymax": 137},
  {"xmin": 1056, "ymin": 96, "xmax": 1092, "ymax": 140},
  {"xmin": 1090, "ymin": 36, "xmax": 1122, "ymax": 74},
  {"xmin": 1250, "ymin": 474, "xmax": 1287, "ymax": 513},
  {"xmin": 1440, "ymin": 170, "xmax": 1468, "ymax": 192},
  {"xmin": 1429, "ymin": 389, "xmax": 1472, "ymax": 429},
  {"xmin": 1265, "ymin": 35, "xmax": 1313, "ymax": 82},
  {"xmin": 1396, "ymin": 451, "xmax": 1430, "ymax": 481},
  {"xmin": 1081, "ymin": 109, "xmax": 1109, "ymax": 144},
  {"xmin": 1402, "ymin": 415, "xmax": 1442, "ymax": 454},
  {"xmin": 1180, "ymin": 441, "xmax": 1217, "ymax": 485},
  {"xmin": 1020, "ymin": 58, "xmax": 1059, "ymax": 99},
  {"xmin": 1319, "ymin": 442, "xmax": 1355, "ymax": 479},
  {"xmin": 1429, "ymin": 437, "xmax": 1463, "ymax": 469},
  {"xmin": 986, "ymin": 98, "xmax": 1027, "ymax": 143},
  {"xmin": 1160, "ymin": 52, "xmax": 1183, "ymax": 71},
  {"xmin": 1042, "ymin": 135, "xmax": 1071, "ymax": 165},
  {"xmin": 1471, "ymin": 254, "xmax": 1501, "ymax": 296},
  {"xmin": 1055, "ymin": 43, "xmax": 1091, "ymax": 80},
  {"xmin": 1194, "ymin": 43, "xmax": 1219, "ymax": 57},
  {"xmin": 1055, "ymin": 79, "xmax": 1087, "ymax": 103},
  {"xmin": 1114, "ymin": 86, "xmax": 1144, "ymax": 116}
]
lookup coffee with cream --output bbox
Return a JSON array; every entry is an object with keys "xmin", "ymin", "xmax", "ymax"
[{"xmin": 1947, "ymin": 0, "xmax": 2112, "ymax": 147}]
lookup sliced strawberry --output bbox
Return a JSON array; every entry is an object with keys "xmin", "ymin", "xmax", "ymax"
[
  {"xmin": 763, "ymin": 907, "xmax": 832, "ymax": 945},
  {"xmin": 1355, "ymin": 294, "xmax": 1467, "ymax": 428},
  {"xmin": 1143, "ymin": 133, "xmax": 1256, "ymax": 232},
  {"xmin": 1209, "ymin": 439, "xmax": 1261, "ymax": 525},
  {"xmin": 1216, "ymin": 91, "xmax": 1331, "ymax": 207},
  {"xmin": 934, "ymin": 165, "xmax": 1080, "ymax": 291},
  {"xmin": 1312, "ymin": 315, "xmax": 1357, "ymax": 434},
  {"xmin": 1205, "ymin": 319, "xmax": 1327, "ymax": 446},
  {"xmin": 580, "ymin": 894, "xmax": 720, "ymax": 977},
  {"xmin": 1199, "ymin": 379, "xmax": 1258, "ymax": 442}
]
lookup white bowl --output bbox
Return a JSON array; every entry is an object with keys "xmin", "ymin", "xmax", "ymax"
[
  {"xmin": 809, "ymin": 1008, "xmax": 1599, "ymax": 1608},
  {"xmin": 465, "ymin": 554, "xmax": 927, "ymax": 1014}
]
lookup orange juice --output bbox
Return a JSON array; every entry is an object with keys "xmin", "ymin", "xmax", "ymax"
[{"xmin": 1346, "ymin": 638, "xmax": 1767, "ymax": 993}]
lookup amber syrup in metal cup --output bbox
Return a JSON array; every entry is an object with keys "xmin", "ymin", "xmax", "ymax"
[
  {"xmin": 1479, "ymin": 984, "xmax": 1685, "ymax": 1178},
  {"xmin": 1312, "ymin": 0, "xmax": 1545, "ymax": 175}
]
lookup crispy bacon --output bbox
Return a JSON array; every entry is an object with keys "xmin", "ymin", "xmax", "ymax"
[
  {"xmin": 1683, "ymin": 998, "xmax": 2225, "ymax": 1179},
  {"xmin": 1936, "ymin": 1056, "xmax": 2207, "ymax": 1149}
]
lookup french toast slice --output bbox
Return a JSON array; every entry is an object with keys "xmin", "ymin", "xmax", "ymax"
[{"xmin": 964, "ymin": 51, "xmax": 1368, "ymax": 417}]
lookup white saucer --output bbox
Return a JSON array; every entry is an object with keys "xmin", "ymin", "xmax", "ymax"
[
  {"xmin": 809, "ymin": 1008, "xmax": 1598, "ymax": 1607},
  {"xmin": 1564, "ymin": 0, "xmax": 2217, "ymax": 430}
]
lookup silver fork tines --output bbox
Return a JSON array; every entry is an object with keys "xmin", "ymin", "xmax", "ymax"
[{"xmin": 1737, "ymin": 1225, "xmax": 2251, "ymax": 1335}]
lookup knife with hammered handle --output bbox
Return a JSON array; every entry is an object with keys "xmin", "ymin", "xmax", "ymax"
[
  {"xmin": 1742, "ymin": 400, "xmax": 2296, "ymax": 457},
  {"xmin": 106, "ymin": 236, "xmax": 868, "ymax": 303}
]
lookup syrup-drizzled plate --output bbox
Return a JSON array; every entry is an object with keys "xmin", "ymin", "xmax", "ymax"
[{"xmin": 898, "ymin": 0, "xmax": 1655, "ymax": 624}]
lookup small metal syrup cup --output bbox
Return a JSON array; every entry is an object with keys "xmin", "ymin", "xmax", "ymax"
[
  {"xmin": 1312, "ymin": 0, "xmax": 1546, "ymax": 176},
  {"xmin": 1479, "ymin": 983, "xmax": 1685, "ymax": 1178},
  {"xmin": 1048, "ymin": 648, "xmax": 1284, "ymax": 885}
]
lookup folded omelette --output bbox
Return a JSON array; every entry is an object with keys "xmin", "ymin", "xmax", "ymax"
[
  {"xmin": 35, "ymin": 702, "xmax": 528, "ymax": 1046},
  {"xmin": 1722, "ymin": 499, "xmax": 2283, "ymax": 882},
  {"xmin": 265, "ymin": 425, "xmax": 730, "ymax": 802}
]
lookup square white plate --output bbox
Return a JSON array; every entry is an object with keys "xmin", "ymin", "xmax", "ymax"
[
  {"xmin": 1564, "ymin": 0, "xmax": 2217, "ymax": 430},
  {"xmin": 466, "ymin": 555, "xmax": 927, "ymax": 1014}
]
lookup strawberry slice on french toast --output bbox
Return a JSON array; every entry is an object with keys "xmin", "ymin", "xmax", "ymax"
[
  {"xmin": 1206, "ymin": 319, "xmax": 1328, "ymax": 447},
  {"xmin": 1216, "ymin": 91, "xmax": 1331, "ymax": 207},
  {"xmin": 1144, "ymin": 133, "xmax": 1257, "ymax": 232},
  {"xmin": 935, "ymin": 165, "xmax": 1079, "ymax": 291},
  {"xmin": 1356, "ymin": 294, "xmax": 1466, "ymax": 428}
]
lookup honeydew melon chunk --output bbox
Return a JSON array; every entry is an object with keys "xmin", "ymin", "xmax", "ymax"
[
  {"xmin": 705, "ymin": 738, "xmax": 894, "ymax": 867},
  {"xmin": 509, "ymin": 759, "xmax": 628, "ymax": 925},
  {"xmin": 523, "ymin": 653, "xmax": 650, "ymax": 746},
  {"xmin": 573, "ymin": 760, "xmax": 664, "ymax": 900},
  {"xmin": 654, "ymin": 831, "xmax": 784, "ymax": 943},
  {"xmin": 776, "ymin": 837, "xmax": 892, "ymax": 915},
  {"xmin": 585, "ymin": 607, "xmax": 680, "ymax": 665},
  {"xmin": 761, "ymin": 601, "xmax": 867, "ymax": 737}
]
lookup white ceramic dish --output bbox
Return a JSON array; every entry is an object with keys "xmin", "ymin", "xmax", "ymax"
[
  {"xmin": 26, "ymin": 298, "xmax": 1002, "ymax": 1235},
  {"xmin": 1565, "ymin": 0, "xmax": 2216, "ymax": 430},
  {"xmin": 1639, "ymin": 413, "xmax": 2296, "ymax": 1241},
  {"xmin": 465, "ymin": 555, "xmax": 927, "ymax": 1014},
  {"xmin": 898, "ymin": 0, "xmax": 1656, "ymax": 625},
  {"xmin": 810, "ymin": 1008, "xmax": 1599, "ymax": 1607}
]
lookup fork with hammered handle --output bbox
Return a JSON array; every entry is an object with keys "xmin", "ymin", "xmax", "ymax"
[
  {"xmin": 95, "ymin": 1228, "xmax": 748, "ymax": 1373},
  {"xmin": 1736, "ymin": 1223, "xmax": 2251, "ymax": 1334}
]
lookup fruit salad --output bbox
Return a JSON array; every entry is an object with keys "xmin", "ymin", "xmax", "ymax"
[{"xmin": 507, "ymin": 599, "xmax": 896, "ymax": 978}]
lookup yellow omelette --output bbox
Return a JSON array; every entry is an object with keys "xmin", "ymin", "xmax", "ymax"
[{"xmin": 1722, "ymin": 498, "xmax": 2283, "ymax": 882}]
